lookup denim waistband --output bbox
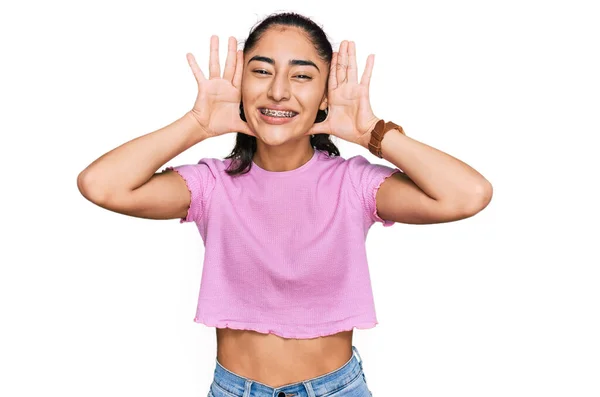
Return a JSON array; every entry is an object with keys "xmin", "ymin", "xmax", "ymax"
[{"xmin": 211, "ymin": 345, "xmax": 364, "ymax": 397}]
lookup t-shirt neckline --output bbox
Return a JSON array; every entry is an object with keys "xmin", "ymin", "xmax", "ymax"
[{"xmin": 251, "ymin": 149, "xmax": 319, "ymax": 177}]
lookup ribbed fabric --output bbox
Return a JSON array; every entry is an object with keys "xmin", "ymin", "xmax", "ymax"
[{"xmin": 165, "ymin": 148, "xmax": 401, "ymax": 339}]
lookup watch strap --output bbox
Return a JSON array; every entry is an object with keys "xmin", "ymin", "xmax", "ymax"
[{"xmin": 368, "ymin": 119, "xmax": 405, "ymax": 158}]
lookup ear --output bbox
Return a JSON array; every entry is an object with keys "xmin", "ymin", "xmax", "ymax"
[{"xmin": 319, "ymin": 95, "xmax": 328, "ymax": 111}]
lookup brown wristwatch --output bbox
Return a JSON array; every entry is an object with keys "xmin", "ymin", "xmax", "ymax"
[{"xmin": 368, "ymin": 119, "xmax": 405, "ymax": 158}]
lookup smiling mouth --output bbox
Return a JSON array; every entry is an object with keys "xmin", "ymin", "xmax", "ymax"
[
  {"xmin": 257, "ymin": 108, "xmax": 299, "ymax": 124},
  {"xmin": 258, "ymin": 108, "xmax": 299, "ymax": 118}
]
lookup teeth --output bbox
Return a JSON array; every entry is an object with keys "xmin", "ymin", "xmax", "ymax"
[{"xmin": 261, "ymin": 108, "xmax": 297, "ymax": 118}]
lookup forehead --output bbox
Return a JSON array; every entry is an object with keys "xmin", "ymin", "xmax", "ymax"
[{"xmin": 247, "ymin": 27, "xmax": 323, "ymax": 66}]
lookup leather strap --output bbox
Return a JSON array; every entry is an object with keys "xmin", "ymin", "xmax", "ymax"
[{"xmin": 368, "ymin": 119, "xmax": 405, "ymax": 158}]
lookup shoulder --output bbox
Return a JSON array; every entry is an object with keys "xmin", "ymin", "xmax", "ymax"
[
  {"xmin": 340, "ymin": 154, "xmax": 378, "ymax": 176},
  {"xmin": 190, "ymin": 157, "xmax": 229, "ymax": 179},
  {"xmin": 312, "ymin": 149, "xmax": 355, "ymax": 169},
  {"xmin": 342, "ymin": 153, "xmax": 402, "ymax": 194},
  {"xmin": 308, "ymin": 151, "xmax": 376, "ymax": 179}
]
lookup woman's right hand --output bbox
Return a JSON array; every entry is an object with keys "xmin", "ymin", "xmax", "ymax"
[{"xmin": 186, "ymin": 35, "xmax": 255, "ymax": 138}]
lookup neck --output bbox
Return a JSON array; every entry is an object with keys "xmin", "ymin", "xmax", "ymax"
[{"xmin": 252, "ymin": 141, "xmax": 315, "ymax": 172}]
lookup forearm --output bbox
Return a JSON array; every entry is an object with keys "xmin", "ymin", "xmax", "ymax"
[
  {"xmin": 78, "ymin": 111, "xmax": 208, "ymax": 200},
  {"xmin": 358, "ymin": 122, "xmax": 492, "ymax": 207}
]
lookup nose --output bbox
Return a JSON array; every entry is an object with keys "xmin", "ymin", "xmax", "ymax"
[{"xmin": 267, "ymin": 73, "xmax": 291, "ymax": 102}]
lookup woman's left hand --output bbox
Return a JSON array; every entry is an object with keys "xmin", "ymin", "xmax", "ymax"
[{"xmin": 306, "ymin": 40, "xmax": 380, "ymax": 147}]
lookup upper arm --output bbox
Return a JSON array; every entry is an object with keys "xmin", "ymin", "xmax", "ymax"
[
  {"xmin": 374, "ymin": 171, "xmax": 445, "ymax": 224},
  {"xmin": 90, "ymin": 162, "xmax": 214, "ymax": 223},
  {"xmin": 375, "ymin": 170, "xmax": 486, "ymax": 225},
  {"xmin": 117, "ymin": 169, "xmax": 193, "ymax": 221},
  {"xmin": 347, "ymin": 154, "xmax": 478, "ymax": 226}
]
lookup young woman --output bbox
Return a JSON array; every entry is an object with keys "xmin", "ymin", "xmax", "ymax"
[{"xmin": 77, "ymin": 12, "xmax": 492, "ymax": 397}]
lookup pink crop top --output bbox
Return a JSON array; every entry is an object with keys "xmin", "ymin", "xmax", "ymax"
[{"xmin": 165, "ymin": 148, "xmax": 401, "ymax": 339}]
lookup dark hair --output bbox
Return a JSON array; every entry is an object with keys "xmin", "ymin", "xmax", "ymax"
[{"xmin": 224, "ymin": 11, "xmax": 341, "ymax": 176}]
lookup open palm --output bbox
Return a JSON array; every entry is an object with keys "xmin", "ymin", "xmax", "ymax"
[
  {"xmin": 306, "ymin": 41, "xmax": 380, "ymax": 145},
  {"xmin": 187, "ymin": 36, "xmax": 255, "ymax": 138}
]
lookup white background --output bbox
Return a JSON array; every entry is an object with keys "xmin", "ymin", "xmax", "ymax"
[{"xmin": 1, "ymin": 0, "xmax": 598, "ymax": 396}]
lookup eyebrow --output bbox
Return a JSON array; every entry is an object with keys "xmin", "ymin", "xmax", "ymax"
[{"xmin": 248, "ymin": 55, "xmax": 320, "ymax": 72}]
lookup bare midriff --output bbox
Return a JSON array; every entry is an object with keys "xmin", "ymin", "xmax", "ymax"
[{"xmin": 215, "ymin": 328, "xmax": 354, "ymax": 388}]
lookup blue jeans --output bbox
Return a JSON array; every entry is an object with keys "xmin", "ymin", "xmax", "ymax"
[{"xmin": 208, "ymin": 345, "xmax": 373, "ymax": 397}]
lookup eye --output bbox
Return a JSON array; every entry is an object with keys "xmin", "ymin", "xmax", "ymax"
[{"xmin": 252, "ymin": 70, "xmax": 312, "ymax": 80}]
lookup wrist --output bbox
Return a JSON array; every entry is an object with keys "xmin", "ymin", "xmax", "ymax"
[
  {"xmin": 184, "ymin": 111, "xmax": 211, "ymax": 141},
  {"xmin": 356, "ymin": 131, "xmax": 371, "ymax": 150},
  {"xmin": 356, "ymin": 117, "xmax": 382, "ymax": 150}
]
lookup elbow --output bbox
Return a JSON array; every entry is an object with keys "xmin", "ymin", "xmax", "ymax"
[
  {"xmin": 465, "ymin": 180, "xmax": 493, "ymax": 216},
  {"xmin": 77, "ymin": 169, "xmax": 111, "ymax": 205},
  {"xmin": 478, "ymin": 180, "xmax": 493, "ymax": 207},
  {"xmin": 76, "ymin": 170, "xmax": 88, "ymax": 197},
  {"xmin": 77, "ymin": 170, "xmax": 90, "ymax": 197}
]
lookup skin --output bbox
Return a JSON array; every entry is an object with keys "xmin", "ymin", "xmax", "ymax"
[
  {"xmin": 242, "ymin": 26, "xmax": 329, "ymax": 173},
  {"xmin": 78, "ymin": 23, "xmax": 492, "ymax": 392},
  {"xmin": 216, "ymin": 26, "xmax": 356, "ymax": 388},
  {"xmin": 75, "ymin": 27, "xmax": 357, "ymax": 388}
]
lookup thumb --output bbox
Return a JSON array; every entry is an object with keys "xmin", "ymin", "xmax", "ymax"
[
  {"xmin": 306, "ymin": 120, "xmax": 330, "ymax": 136},
  {"xmin": 235, "ymin": 120, "xmax": 257, "ymax": 137}
]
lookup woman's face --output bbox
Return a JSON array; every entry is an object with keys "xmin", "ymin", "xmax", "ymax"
[{"xmin": 241, "ymin": 26, "xmax": 329, "ymax": 146}]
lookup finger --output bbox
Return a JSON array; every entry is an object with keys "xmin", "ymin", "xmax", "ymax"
[
  {"xmin": 328, "ymin": 52, "xmax": 338, "ymax": 90},
  {"xmin": 337, "ymin": 40, "xmax": 348, "ymax": 84},
  {"xmin": 209, "ymin": 35, "xmax": 220, "ymax": 79},
  {"xmin": 232, "ymin": 50, "xmax": 244, "ymax": 89},
  {"xmin": 307, "ymin": 119, "xmax": 328, "ymax": 136},
  {"xmin": 222, "ymin": 37, "xmax": 237, "ymax": 83},
  {"xmin": 347, "ymin": 41, "xmax": 358, "ymax": 83},
  {"xmin": 360, "ymin": 54, "xmax": 375, "ymax": 88},
  {"xmin": 186, "ymin": 53, "xmax": 206, "ymax": 84},
  {"xmin": 237, "ymin": 121, "xmax": 256, "ymax": 137}
]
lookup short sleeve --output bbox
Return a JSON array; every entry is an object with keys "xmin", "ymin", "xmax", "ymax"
[
  {"xmin": 162, "ymin": 160, "xmax": 216, "ymax": 224},
  {"xmin": 347, "ymin": 155, "xmax": 402, "ymax": 227}
]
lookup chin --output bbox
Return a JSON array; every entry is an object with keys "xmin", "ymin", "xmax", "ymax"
[
  {"xmin": 251, "ymin": 122, "xmax": 295, "ymax": 141},
  {"xmin": 253, "ymin": 130, "xmax": 296, "ymax": 146}
]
